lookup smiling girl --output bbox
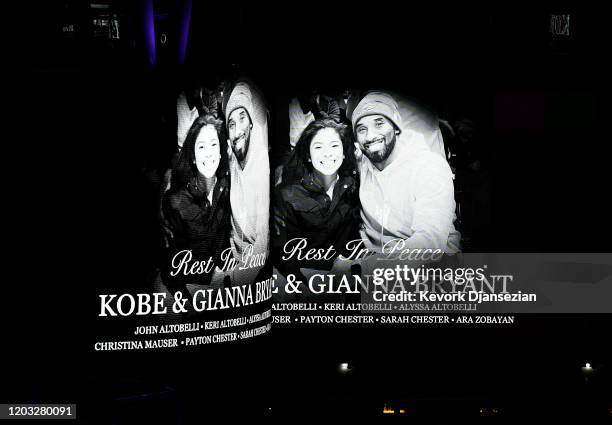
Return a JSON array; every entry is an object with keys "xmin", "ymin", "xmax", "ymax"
[
  {"xmin": 162, "ymin": 115, "xmax": 232, "ymax": 288},
  {"xmin": 273, "ymin": 119, "xmax": 361, "ymax": 282}
]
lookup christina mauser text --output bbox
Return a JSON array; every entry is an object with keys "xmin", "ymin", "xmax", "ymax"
[{"xmin": 95, "ymin": 338, "xmax": 178, "ymax": 351}]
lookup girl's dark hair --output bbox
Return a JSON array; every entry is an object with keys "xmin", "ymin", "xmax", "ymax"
[
  {"xmin": 285, "ymin": 118, "xmax": 357, "ymax": 183},
  {"xmin": 171, "ymin": 115, "xmax": 229, "ymax": 189}
]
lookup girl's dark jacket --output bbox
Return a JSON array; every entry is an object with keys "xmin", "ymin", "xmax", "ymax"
[
  {"xmin": 273, "ymin": 171, "xmax": 361, "ymax": 279},
  {"xmin": 162, "ymin": 172, "xmax": 231, "ymax": 286}
]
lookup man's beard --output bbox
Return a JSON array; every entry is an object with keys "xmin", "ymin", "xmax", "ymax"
[
  {"xmin": 362, "ymin": 134, "xmax": 396, "ymax": 165},
  {"xmin": 231, "ymin": 134, "xmax": 250, "ymax": 163}
]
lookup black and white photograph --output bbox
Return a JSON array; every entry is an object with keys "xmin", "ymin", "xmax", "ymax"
[
  {"xmin": 272, "ymin": 88, "xmax": 473, "ymax": 301},
  {"xmin": 153, "ymin": 73, "xmax": 271, "ymax": 322}
]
